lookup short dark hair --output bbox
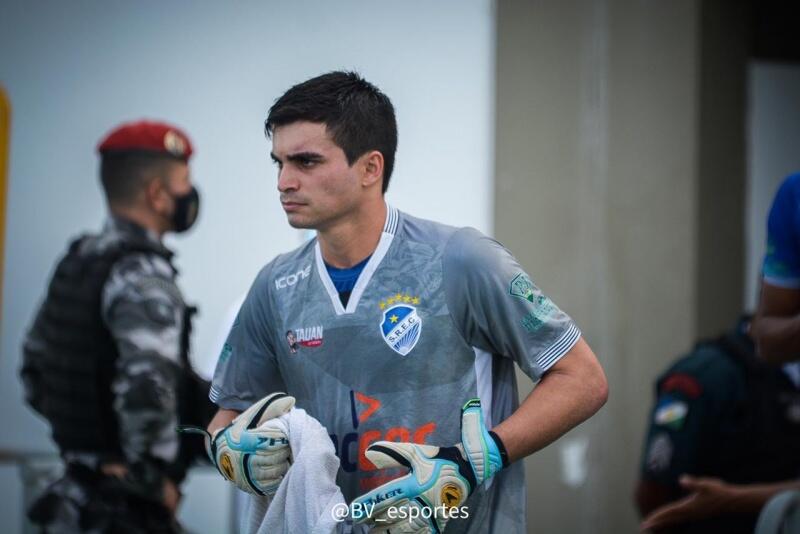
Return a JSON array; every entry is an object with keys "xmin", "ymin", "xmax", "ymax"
[
  {"xmin": 265, "ymin": 71, "xmax": 398, "ymax": 193},
  {"xmin": 99, "ymin": 151, "xmax": 180, "ymax": 205}
]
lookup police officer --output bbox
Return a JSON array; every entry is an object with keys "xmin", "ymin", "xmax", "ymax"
[
  {"xmin": 20, "ymin": 120, "xmax": 210, "ymax": 533},
  {"xmin": 635, "ymin": 316, "xmax": 800, "ymax": 533}
]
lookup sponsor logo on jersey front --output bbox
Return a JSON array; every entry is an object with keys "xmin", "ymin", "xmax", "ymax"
[
  {"xmin": 286, "ymin": 325, "xmax": 323, "ymax": 353},
  {"xmin": 330, "ymin": 389, "xmax": 437, "ymax": 492},
  {"xmin": 275, "ymin": 265, "xmax": 311, "ymax": 290},
  {"xmin": 378, "ymin": 293, "xmax": 422, "ymax": 356}
]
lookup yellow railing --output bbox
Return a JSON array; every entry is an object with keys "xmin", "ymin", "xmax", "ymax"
[{"xmin": 0, "ymin": 85, "xmax": 9, "ymax": 323}]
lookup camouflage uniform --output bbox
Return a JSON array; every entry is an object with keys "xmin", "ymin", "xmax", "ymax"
[{"xmin": 21, "ymin": 216, "xmax": 196, "ymax": 533}]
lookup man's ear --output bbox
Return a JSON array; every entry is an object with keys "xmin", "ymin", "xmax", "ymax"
[
  {"xmin": 146, "ymin": 176, "xmax": 169, "ymax": 213},
  {"xmin": 361, "ymin": 150, "xmax": 385, "ymax": 189}
]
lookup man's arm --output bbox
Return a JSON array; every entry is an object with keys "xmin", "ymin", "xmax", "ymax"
[
  {"xmin": 207, "ymin": 408, "xmax": 240, "ymax": 436},
  {"xmin": 20, "ymin": 305, "xmax": 48, "ymax": 416},
  {"xmin": 752, "ymin": 174, "xmax": 800, "ymax": 364},
  {"xmin": 351, "ymin": 339, "xmax": 605, "ymax": 533},
  {"xmin": 441, "ymin": 227, "xmax": 608, "ymax": 460},
  {"xmin": 492, "ymin": 337, "xmax": 607, "ymax": 461},
  {"xmin": 103, "ymin": 254, "xmax": 187, "ymax": 508},
  {"xmin": 641, "ymin": 476, "xmax": 800, "ymax": 531},
  {"xmin": 751, "ymin": 281, "xmax": 800, "ymax": 364}
]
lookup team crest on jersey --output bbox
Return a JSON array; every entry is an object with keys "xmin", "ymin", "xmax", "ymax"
[{"xmin": 378, "ymin": 293, "xmax": 422, "ymax": 356}]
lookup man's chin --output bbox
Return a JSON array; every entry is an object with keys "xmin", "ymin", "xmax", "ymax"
[{"xmin": 285, "ymin": 215, "xmax": 314, "ymax": 229}]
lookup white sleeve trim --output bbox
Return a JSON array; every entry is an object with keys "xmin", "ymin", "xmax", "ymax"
[
  {"xmin": 535, "ymin": 323, "xmax": 581, "ymax": 373},
  {"xmin": 208, "ymin": 386, "xmax": 252, "ymax": 411},
  {"xmin": 763, "ymin": 275, "xmax": 800, "ymax": 289}
]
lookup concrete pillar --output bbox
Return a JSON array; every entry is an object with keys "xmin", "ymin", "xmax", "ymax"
[{"xmin": 495, "ymin": 0, "xmax": 747, "ymax": 531}]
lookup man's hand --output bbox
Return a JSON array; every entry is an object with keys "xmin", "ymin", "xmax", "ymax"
[
  {"xmin": 162, "ymin": 477, "xmax": 181, "ymax": 515},
  {"xmin": 352, "ymin": 398, "xmax": 506, "ymax": 533},
  {"xmin": 210, "ymin": 392, "xmax": 295, "ymax": 495},
  {"xmin": 640, "ymin": 476, "xmax": 740, "ymax": 532}
]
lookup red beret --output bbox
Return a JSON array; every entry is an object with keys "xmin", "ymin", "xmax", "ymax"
[{"xmin": 97, "ymin": 120, "xmax": 193, "ymax": 160}]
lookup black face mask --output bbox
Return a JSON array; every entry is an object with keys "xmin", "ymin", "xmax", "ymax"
[{"xmin": 171, "ymin": 186, "xmax": 200, "ymax": 233}]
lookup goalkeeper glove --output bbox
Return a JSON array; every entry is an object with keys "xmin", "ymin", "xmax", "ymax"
[
  {"xmin": 352, "ymin": 398, "xmax": 508, "ymax": 533},
  {"xmin": 208, "ymin": 392, "xmax": 295, "ymax": 495}
]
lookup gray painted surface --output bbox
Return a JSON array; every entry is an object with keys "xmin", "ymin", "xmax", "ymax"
[{"xmin": 496, "ymin": 1, "xmax": 700, "ymax": 531}]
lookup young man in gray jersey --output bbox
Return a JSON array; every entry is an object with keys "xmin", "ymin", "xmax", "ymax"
[{"xmin": 207, "ymin": 71, "xmax": 608, "ymax": 533}]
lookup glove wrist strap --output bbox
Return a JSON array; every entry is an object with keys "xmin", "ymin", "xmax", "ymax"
[{"xmin": 488, "ymin": 430, "xmax": 510, "ymax": 469}]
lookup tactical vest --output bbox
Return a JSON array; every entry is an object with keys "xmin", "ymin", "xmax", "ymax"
[
  {"xmin": 694, "ymin": 332, "xmax": 800, "ymax": 484},
  {"xmin": 28, "ymin": 233, "xmax": 181, "ymax": 459}
]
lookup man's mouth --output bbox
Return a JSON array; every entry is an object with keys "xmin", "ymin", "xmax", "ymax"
[{"xmin": 281, "ymin": 200, "xmax": 305, "ymax": 211}]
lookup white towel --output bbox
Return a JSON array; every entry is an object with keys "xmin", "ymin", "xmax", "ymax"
[{"xmin": 242, "ymin": 407, "xmax": 348, "ymax": 534}]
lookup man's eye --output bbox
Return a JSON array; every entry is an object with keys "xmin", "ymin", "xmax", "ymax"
[{"xmin": 299, "ymin": 159, "xmax": 316, "ymax": 168}]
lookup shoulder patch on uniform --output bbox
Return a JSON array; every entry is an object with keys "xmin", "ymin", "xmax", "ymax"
[
  {"xmin": 661, "ymin": 373, "xmax": 703, "ymax": 399},
  {"xmin": 646, "ymin": 432, "xmax": 673, "ymax": 473},
  {"xmin": 509, "ymin": 273, "xmax": 535, "ymax": 302},
  {"xmin": 654, "ymin": 396, "xmax": 688, "ymax": 430},
  {"xmin": 521, "ymin": 294, "xmax": 558, "ymax": 333},
  {"xmin": 219, "ymin": 342, "xmax": 233, "ymax": 363}
]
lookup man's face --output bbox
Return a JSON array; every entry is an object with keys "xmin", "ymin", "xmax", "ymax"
[
  {"xmin": 271, "ymin": 121, "xmax": 362, "ymax": 230},
  {"xmin": 147, "ymin": 160, "xmax": 194, "ymax": 233},
  {"xmin": 163, "ymin": 160, "xmax": 192, "ymax": 196}
]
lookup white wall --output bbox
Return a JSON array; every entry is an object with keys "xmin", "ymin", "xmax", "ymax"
[
  {"xmin": 0, "ymin": 2, "xmax": 493, "ymax": 531},
  {"xmin": 745, "ymin": 62, "xmax": 800, "ymax": 309}
]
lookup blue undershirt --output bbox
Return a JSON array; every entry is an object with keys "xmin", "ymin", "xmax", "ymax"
[{"xmin": 325, "ymin": 255, "xmax": 371, "ymax": 306}]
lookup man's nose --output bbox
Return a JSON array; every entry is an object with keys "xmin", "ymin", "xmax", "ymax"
[{"xmin": 277, "ymin": 167, "xmax": 299, "ymax": 192}]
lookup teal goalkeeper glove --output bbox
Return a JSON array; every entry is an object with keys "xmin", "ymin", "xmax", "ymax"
[
  {"xmin": 210, "ymin": 392, "xmax": 295, "ymax": 496},
  {"xmin": 352, "ymin": 398, "xmax": 509, "ymax": 533}
]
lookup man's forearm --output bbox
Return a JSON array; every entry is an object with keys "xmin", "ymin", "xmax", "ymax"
[
  {"xmin": 492, "ymin": 337, "xmax": 608, "ymax": 462},
  {"xmin": 751, "ymin": 314, "xmax": 800, "ymax": 364},
  {"xmin": 208, "ymin": 408, "xmax": 240, "ymax": 436},
  {"xmin": 729, "ymin": 479, "xmax": 800, "ymax": 513}
]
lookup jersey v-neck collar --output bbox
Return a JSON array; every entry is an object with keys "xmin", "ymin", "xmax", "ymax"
[{"xmin": 314, "ymin": 204, "xmax": 400, "ymax": 315}]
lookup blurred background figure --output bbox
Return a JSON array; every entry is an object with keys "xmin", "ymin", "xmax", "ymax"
[
  {"xmin": 634, "ymin": 315, "xmax": 800, "ymax": 532},
  {"xmin": 752, "ymin": 171, "xmax": 800, "ymax": 372},
  {"xmin": 636, "ymin": 170, "xmax": 800, "ymax": 533},
  {"xmin": 19, "ymin": 120, "xmax": 214, "ymax": 532}
]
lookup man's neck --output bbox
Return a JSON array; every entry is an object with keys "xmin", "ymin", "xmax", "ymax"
[
  {"xmin": 110, "ymin": 206, "xmax": 165, "ymax": 239},
  {"xmin": 317, "ymin": 201, "xmax": 387, "ymax": 268}
]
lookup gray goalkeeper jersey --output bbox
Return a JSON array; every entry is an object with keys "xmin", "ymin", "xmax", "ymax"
[{"xmin": 211, "ymin": 206, "xmax": 581, "ymax": 533}]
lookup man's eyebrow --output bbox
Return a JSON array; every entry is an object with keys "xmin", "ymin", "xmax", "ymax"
[
  {"xmin": 286, "ymin": 151, "xmax": 324, "ymax": 162},
  {"xmin": 270, "ymin": 151, "xmax": 324, "ymax": 164}
]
